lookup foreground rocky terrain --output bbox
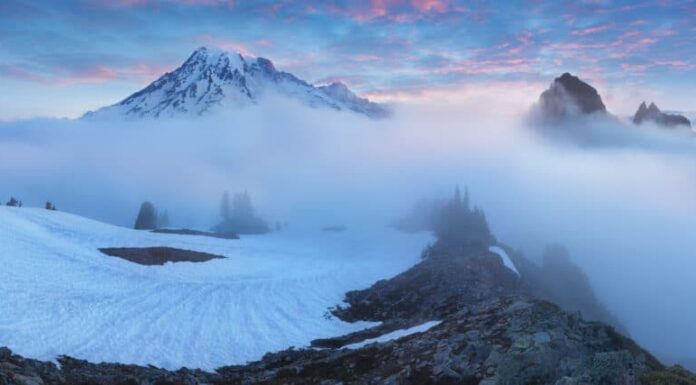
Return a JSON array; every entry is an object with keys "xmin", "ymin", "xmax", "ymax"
[
  {"xmin": 2, "ymin": 193, "xmax": 694, "ymax": 384},
  {"xmin": 1, "ymin": 283, "xmax": 693, "ymax": 384},
  {"xmin": 2, "ymin": 249, "xmax": 692, "ymax": 385}
]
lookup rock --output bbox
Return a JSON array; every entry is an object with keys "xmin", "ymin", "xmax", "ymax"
[
  {"xmin": 633, "ymin": 101, "xmax": 691, "ymax": 129},
  {"xmin": 98, "ymin": 247, "xmax": 225, "ymax": 265},
  {"xmin": 11, "ymin": 374, "xmax": 44, "ymax": 385},
  {"xmin": 641, "ymin": 365, "xmax": 696, "ymax": 385},
  {"xmin": 536, "ymin": 73, "xmax": 607, "ymax": 122}
]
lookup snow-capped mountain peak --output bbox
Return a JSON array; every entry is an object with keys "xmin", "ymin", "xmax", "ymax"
[{"xmin": 83, "ymin": 47, "xmax": 388, "ymax": 119}]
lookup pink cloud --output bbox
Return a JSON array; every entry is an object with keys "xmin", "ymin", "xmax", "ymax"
[
  {"xmin": 195, "ymin": 34, "xmax": 255, "ymax": 56},
  {"xmin": 105, "ymin": 0, "xmax": 235, "ymax": 8},
  {"xmin": 0, "ymin": 62, "xmax": 171, "ymax": 87},
  {"xmin": 426, "ymin": 56, "xmax": 541, "ymax": 76},
  {"xmin": 571, "ymin": 25, "xmax": 610, "ymax": 36},
  {"xmin": 256, "ymin": 39, "xmax": 273, "ymax": 47},
  {"xmin": 653, "ymin": 60, "xmax": 695, "ymax": 70},
  {"xmin": 410, "ymin": 0, "xmax": 450, "ymax": 13},
  {"xmin": 323, "ymin": 0, "xmax": 460, "ymax": 23}
]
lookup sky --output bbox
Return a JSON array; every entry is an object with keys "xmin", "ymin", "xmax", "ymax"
[{"xmin": 2, "ymin": 0, "xmax": 696, "ymax": 119}]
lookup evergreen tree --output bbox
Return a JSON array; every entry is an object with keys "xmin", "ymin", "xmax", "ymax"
[
  {"xmin": 231, "ymin": 191, "xmax": 255, "ymax": 219},
  {"xmin": 134, "ymin": 201, "xmax": 158, "ymax": 230},
  {"xmin": 213, "ymin": 190, "xmax": 270, "ymax": 235},
  {"xmin": 220, "ymin": 191, "xmax": 230, "ymax": 220},
  {"xmin": 463, "ymin": 186, "xmax": 470, "ymax": 210},
  {"xmin": 433, "ymin": 187, "xmax": 492, "ymax": 249},
  {"xmin": 158, "ymin": 210, "xmax": 170, "ymax": 228},
  {"xmin": 6, "ymin": 197, "xmax": 18, "ymax": 207},
  {"xmin": 45, "ymin": 201, "xmax": 57, "ymax": 210}
]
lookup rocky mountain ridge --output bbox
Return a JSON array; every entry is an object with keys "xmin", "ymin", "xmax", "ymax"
[{"xmin": 633, "ymin": 102, "xmax": 692, "ymax": 129}]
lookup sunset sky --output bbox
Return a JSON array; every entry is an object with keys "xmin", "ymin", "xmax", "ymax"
[{"xmin": 2, "ymin": 0, "xmax": 696, "ymax": 119}]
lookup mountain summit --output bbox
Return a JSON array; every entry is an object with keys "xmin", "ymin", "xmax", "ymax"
[
  {"xmin": 83, "ymin": 47, "xmax": 388, "ymax": 119},
  {"xmin": 535, "ymin": 72, "xmax": 607, "ymax": 122}
]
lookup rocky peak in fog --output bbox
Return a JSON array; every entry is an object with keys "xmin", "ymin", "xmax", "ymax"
[
  {"xmin": 535, "ymin": 72, "xmax": 607, "ymax": 122},
  {"xmin": 633, "ymin": 101, "xmax": 692, "ymax": 129},
  {"xmin": 83, "ymin": 47, "xmax": 389, "ymax": 120}
]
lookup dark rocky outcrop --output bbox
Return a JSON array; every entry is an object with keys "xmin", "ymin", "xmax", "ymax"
[
  {"xmin": 536, "ymin": 73, "xmax": 607, "ymax": 122},
  {"xmin": 330, "ymin": 247, "xmax": 522, "ymax": 325},
  {"xmin": 633, "ymin": 102, "xmax": 691, "ymax": 129},
  {"xmin": 99, "ymin": 247, "xmax": 224, "ymax": 265}
]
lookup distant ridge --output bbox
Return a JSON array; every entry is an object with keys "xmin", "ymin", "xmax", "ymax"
[{"xmin": 633, "ymin": 101, "xmax": 691, "ymax": 129}]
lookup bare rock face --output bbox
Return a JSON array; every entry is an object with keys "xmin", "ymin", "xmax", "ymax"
[
  {"xmin": 536, "ymin": 73, "xmax": 607, "ymax": 122},
  {"xmin": 633, "ymin": 102, "xmax": 692, "ymax": 129},
  {"xmin": 330, "ymin": 246, "xmax": 523, "ymax": 324}
]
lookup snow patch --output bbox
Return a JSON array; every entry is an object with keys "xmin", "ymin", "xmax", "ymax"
[
  {"xmin": 344, "ymin": 320, "xmax": 442, "ymax": 349},
  {"xmin": 488, "ymin": 245, "xmax": 520, "ymax": 276}
]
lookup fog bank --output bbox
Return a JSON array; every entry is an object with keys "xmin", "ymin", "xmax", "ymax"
[{"xmin": 1, "ymin": 88, "xmax": 696, "ymax": 367}]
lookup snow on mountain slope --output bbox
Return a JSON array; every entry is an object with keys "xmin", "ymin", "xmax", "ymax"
[
  {"xmin": 344, "ymin": 320, "xmax": 442, "ymax": 349},
  {"xmin": 489, "ymin": 245, "xmax": 520, "ymax": 276},
  {"xmin": 83, "ymin": 47, "xmax": 388, "ymax": 120},
  {"xmin": 0, "ymin": 207, "xmax": 430, "ymax": 370}
]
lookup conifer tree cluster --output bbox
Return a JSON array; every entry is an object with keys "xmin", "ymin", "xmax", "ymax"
[
  {"xmin": 5, "ymin": 197, "xmax": 21, "ymax": 207},
  {"xmin": 133, "ymin": 201, "xmax": 169, "ymax": 230},
  {"xmin": 214, "ymin": 191, "xmax": 270, "ymax": 235},
  {"xmin": 433, "ymin": 187, "xmax": 492, "ymax": 248}
]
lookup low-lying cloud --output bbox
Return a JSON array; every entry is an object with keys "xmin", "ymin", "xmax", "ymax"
[{"xmin": 1, "ymin": 87, "xmax": 696, "ymax": 367}]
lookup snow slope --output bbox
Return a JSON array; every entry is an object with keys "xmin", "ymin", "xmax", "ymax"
[
  {"xmin": 0, "ymin": 207, "xmax": 430, "ymax": 370},
  {"xmin": 489, "ymin": 246, "xmax": 520, "ymax": 276}
]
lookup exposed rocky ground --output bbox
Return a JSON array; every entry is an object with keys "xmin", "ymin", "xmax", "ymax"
[{"xmin": 99, "ymin": 246, "xmax": 225, "ymax": 265}]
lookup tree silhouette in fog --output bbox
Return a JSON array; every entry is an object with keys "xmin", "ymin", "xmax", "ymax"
[
  {"xmin": 214, "ymin": 191, "xmax": 269, "ymax": 235},
  {"xmin": 134, "ymin": 201, "xmax": 158, "ymax": 230}
]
